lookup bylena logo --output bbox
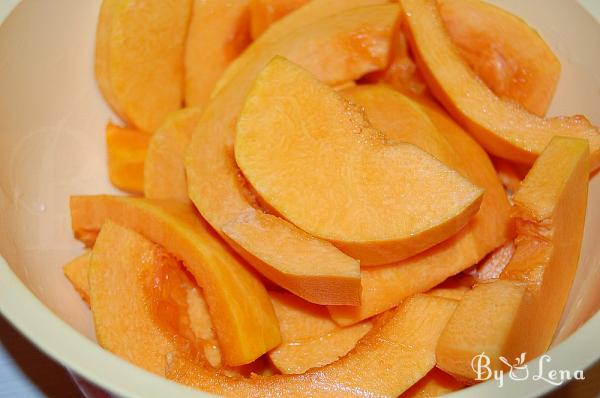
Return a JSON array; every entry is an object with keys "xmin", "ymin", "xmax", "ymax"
[{"xmin": 471, "ymin": 352, "xmax": 585, "ymax": 388}]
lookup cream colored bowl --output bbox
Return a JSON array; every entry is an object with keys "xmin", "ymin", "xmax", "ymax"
[{"xmin": 0, "ymin": 1, "xmax": 599, "ymax": 397}]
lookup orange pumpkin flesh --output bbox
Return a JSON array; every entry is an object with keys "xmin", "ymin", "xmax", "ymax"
[
  {"xmin": 249, "ymin": 0, "xmax": 310, "ymax": 39},
  {"xmin": 167, "ymin": 295, "xmax": 457, "ymax": 397},
  {"xmin": 105, "ymin": 122, "xmax": 149, "ymax": 194},
  {"xmin": 212, "ymin": 0, "xmax": 391, "ymax": 98},
  {"xmin": 70, "ymin": 195, "xmax": 280, "ymax": 366},
  {"xmin": 438, "ymin": 0, "xmax": 560, "ymax": 116},
  {"xmin": 144, "ymin": 107, "xmax": 203, "ymax": 203},
  {"xmin": 63, "ymin": 251, "xmax": 92, "ymax": 304},
  {"xmin": 328, "ymin": 90, "xmax": 512, "ymax": 325},
  {"xmin": 186, "ymin": 5, "xmax": 398, "ymax": 304},
  {"xmin": 236, "ymin": 58, "xmax": 482, "ymax": 265},
  {"xmin": 95, "ymin": 0, "xmax": 191, "ymax": 132},
  {"xmin": 436, "ymin": 137, "xmax": 589, "ymax": 381},
  {"xmin": 427, "ymin": 273, "xmax": 474, "ymax": 301},
  {"xmin": 268, "ymin": 292, "xmax": 371, "ymax": 374},
  {"xmin": 89, "ymin": 221, "xmax": 185, "ymax": 375},
  {"xmin": 184, "ymin": 0, "xmax": 252, "ymax": 108},
  {"xmin": 401, "ymin": 0, "xmax": 600, "ymax": 169},
  {"xmin": 223, "ymin": 211, "xmax": 360, "ymax": 305}
]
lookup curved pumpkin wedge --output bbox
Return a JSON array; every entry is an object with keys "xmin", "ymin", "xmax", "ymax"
[
  {"xmin": 223, "ymin": 211, "xmax": 360, "ymax": 305},
  {"xmin": 89, "ymin": 221, "xmax": 184, "ymax": 375},
  {"xmin": 105, "ymin": 122, "xmax": 149, "ymax": 194},
  {"xmin": 249, "ymin": 0, "xmax": 309, "ymax": 39},
  {"xmin": 438, "ymin": 0, "xmax": 560, "ymax": 116},
  {"xmin": 63, "ymin": 251, "xmax": 92, "ymax": 304},
  {"xmin": 268, "ymin": 292, "xmax": 371, "ymax": 374},
  {"xmin": 69, "ymin": 195, "xmax": 280, "ymax": 366},
  {"xmin": 95, "ymin": 0, "xmax": 191, "ymax": 132},
  {"xmin": 401, "ymin": 368, "xmax": 464, "ymax": 398},
  {"xmin": 167, "ymin": 295, "xmax": 458, "ymax": 397},
  {"xmin": 436, "ymin": 137, "xmax": 589, "ymax": 382},
  {"xmin": 212, "ymin": 0, "xmax": 390, "ymax": 97},
  {"xmin": 328, "ymin": 98, "xmax": 512, "ymax": 325},
  {"xmin": 401, "ymin": 0, "xmax": 600, "ymax": 169},
  {"xmin": 184, "ymin": 0, "xmax": 252, "ymax": 108},
  {"xmin": 186, "ymin": 5, "xmax": 398, "ymax": 303},
  {"xmin": 144, "ymin": 108, "xmax": 203, "ymax": 203},
  {"xmin": 236, "ymin": 58, "xmax": 483, "ymax": 265}
]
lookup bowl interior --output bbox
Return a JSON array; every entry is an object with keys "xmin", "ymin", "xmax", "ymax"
[{"xmin": 0, "ymin": 0, "xmax": 599, "ymax": 397}]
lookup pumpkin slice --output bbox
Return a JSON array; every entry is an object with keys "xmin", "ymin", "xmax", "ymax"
[
  {"xmin": 70, "ymin": 195, "xmax": 280, "ymax": 366},
  {"xmin": 236, "ymin": 58, "xmax": 483, "ymax": 265},
  {"xmin": 268, "ymin": 292, "xmax": 371, "ymax": 374},
  {"xmin": 401, "ymin": 368, "xmax": 464, "ymax": 398},
  {"xmin": 328, "ymin": 96, "xmax": 512, "ymax": 325},
  {"xmin": 105, "ymin": 122, "xmax": 149, "ymax": 194},
  {"xmin": 95, "ymin": 0, "xmax": 191, "ymax": 132},
  {"xmin": 144, "ymin": 108, "xmax": 203, "ymax": 203},
  {"xmin": 249, "ymin": 0, "xmax": 310, "ymax": 39},
  {"xmin": 186, "ymin": 5, "xmax": 398, "ymax": 304},
  {"xmin": 89, "ymin": 221, "xmax": 184, "ymax": 375},
  {"xmin": 184, "ymin": 0, "xmax": 252, "ymax": 107},
  {"xmin": 63, "ymin": 251, "xmax": 92, "ymax": 303},
  {"xmin": 223, "ymin": 211, "xmax": 360, "ymax": 305},
  {"xmin": 213, "ymin": 0, "xmax": 390, "ymax": 97},
  {"xmin": 167, "ymin": 295, "xmax": 458, "ymax": 397},
  {"xmin": 62, "ymin": 245, "xmax": 227, "ymax": 369},
  {"xmin": 401, "ymin": 0, "xmax": 600, "ymax": 169},
  {"xmin": 436, "ymin": 136, "xmax": 589, "ymax": 382},
  {"xmin": 438, "ymin": 0, "xmax": 560, "ymax": 116}
]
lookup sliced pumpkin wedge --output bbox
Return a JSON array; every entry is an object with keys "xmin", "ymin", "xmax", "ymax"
[
  {"xmin": 70, "ymin": 195, "xmax": 280, "ymax": 366},
  {"xmin": 436, "ymin": 136, "xmax": 589, "ymax": 381},
  {"xmin": 401, "ymin": 0, "xmax": 600, "ymax": 169},
  {"xmin": 167, "ymin": 295, "xmax": 458, "ymax": 397},
  {"xmin": 328, "ymin": 95, "xmax": 512, "ymax": 325},
  {"xmin": 186, "ymin": 5, "xmax": 399, "ymax": 304}
]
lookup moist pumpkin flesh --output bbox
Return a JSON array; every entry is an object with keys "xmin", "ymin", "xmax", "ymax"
[
  {"xmin": 185, "ymin": 5, "xmax": 399, "ymax": 303},
  {"xmin": 327, "ymin": 94, "xmax": 512, "ymax": 325},
  {"xmin": 70, "ymin": 195, "xmax": 280, "ymax": 366},
  {"xmin": 235, "ymin": 58, "xmax": 483, "ymax": 265},
  {"xmin": 401, "ymin": 0, "xmax": 600, "ymax": 169}
]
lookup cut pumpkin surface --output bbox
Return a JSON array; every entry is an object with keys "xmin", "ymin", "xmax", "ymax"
[
  {"xmin": 223, "ymin": 211, "xmax": 360, "ymax": 305},
  {"xmin": 268, "ymin": 292, "xmax": 371, "ymax": 374},
  {"xmin": 184, "ymin": 0, "xmax": 252, "ymax": 108},
  {"xmin": 212, "ymin": 0, "xmax": 391, "ymax": 98},
  {"xmin": 63, "ymin": 251, "xmax": 92, "ymax": 304},
  {"xmin": 62, "ymin": 245, "xmax": 227, "ymax": 369},
  {"xmin": 236, "ymin": 58, "xmax": 483, "ymax": 265},
  {"xmin": 105, "ymin": 122, "xmax": 149, "ymax": 194},
  {"xmin": 436, "ymin": 137, "xmax": 590, "ymax": 381},
  {"xmin": 95, "ymin": 0, "xmax": 191, "ymax": 132},
  {"xmin": 144, "ymin": 107, "xmax": 203, "ymax": 203},
  {"xmin": 438, "ymin": 0, "xmax": 560, "ymax": 116},
  {"xmin": 70, "ymin": 195, "xmax": 280, "ymax": 366},
  {"xmin": 249, "ymin": 0, "xmax": 310, "ymax": 39},
  {"xmin": 167, "ymin": 295, "xmax": 458, "ymax": 397},
  {"xmin": 426, "ymin": 273, "xmax": 474, "ymax": 301},
  {"xmin": 186, "ymin": 5, "xmax": 398, "ymax": 304},
  {"xmin": 401, "ymin": 0, "xmax": 600, "ymax": 169},
  {"xmin": 89, "ymin": 221, "xmax": 183, "ymax": 375},
  {"xmin": 328, "ymin": 97, "xmax": 512, "ymax": 325}
]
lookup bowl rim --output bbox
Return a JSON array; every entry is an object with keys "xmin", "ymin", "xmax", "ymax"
[{"xmin": 1, "ymin": 252, "xmax": 600, "ymax": 398}]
